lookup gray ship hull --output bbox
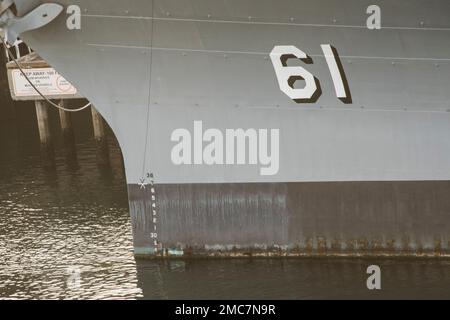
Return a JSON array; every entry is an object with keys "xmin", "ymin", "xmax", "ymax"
[{"xmin": 14, "ymin": 0, "xmax": 450, "ymax": 256}]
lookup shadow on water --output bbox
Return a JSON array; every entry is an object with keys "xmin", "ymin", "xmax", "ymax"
[
  {"xmin": 135, "ymin": 258, "xmax": 450, "ymax": 300},
  {"xmin": 0, "ymin": 96, "xmax": 138, "ymax": 299},
  {"xmin": 1, "ymin": 104, "xmax": 450, "ymax": 299}
]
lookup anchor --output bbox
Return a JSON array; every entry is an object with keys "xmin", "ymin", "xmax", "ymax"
[{"xmin": 0, "ymin": 0, "xmax": 63, "ymax": 44}]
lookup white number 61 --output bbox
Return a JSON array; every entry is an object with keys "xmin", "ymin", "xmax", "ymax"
[{"xmin": 270, "ymin": 45, "xmax": 352, "ymax": 104}]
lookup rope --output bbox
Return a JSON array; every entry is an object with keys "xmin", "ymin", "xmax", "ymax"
[
  {"xmin": 1, "ymin": 35, "xmax": 91, "ymax": 112},
  {"xmin": 140, "ymin": 0, "xmax": 155, "ymax": 179}
]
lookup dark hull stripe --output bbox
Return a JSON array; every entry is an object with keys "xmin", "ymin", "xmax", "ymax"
[{"xmin": 128, "ymin": 181, "xmax": 450, "ymax": 257}]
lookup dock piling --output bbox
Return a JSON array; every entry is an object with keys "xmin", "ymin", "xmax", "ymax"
[
  {"xmin": 58, "ymin": 100, "xmax": 78, "ymax": 167},
  {"xmin": 91, "ymin": 106, "xmax": 110, "ymax": 167},
  {"xmin": 35, "ymin": 100, "xmax": 55, "ymax": 167}
]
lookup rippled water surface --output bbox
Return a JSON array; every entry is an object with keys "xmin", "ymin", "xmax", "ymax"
[
  {"xmin": 1, "ymin": 104, "xmax": 450, "ymax": 300},
  {"xmin": 0, "ymin": 106, "xmax": 139, "ymax": 299}
]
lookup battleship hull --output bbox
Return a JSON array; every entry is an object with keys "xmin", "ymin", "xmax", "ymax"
[{"xmin": 14, "ymin": 0, "xmax": 450, "ymax": 256}]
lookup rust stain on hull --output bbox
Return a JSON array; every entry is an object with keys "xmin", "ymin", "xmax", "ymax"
[
  {"xmin": 135, "ymin": 238, "xmax": 450, "ymax": 260},
  {"xmin": 135, "ymin": 248, "xmax": 450, "ymax": 260},
  {"xmin": 128, "ymin": 182, "xmax": 450, "ymax": 258}
]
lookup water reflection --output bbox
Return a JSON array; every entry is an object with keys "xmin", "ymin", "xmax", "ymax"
[
  {"xmin": 135, "ymin": 258, "xmax": 450, "ymax": 300},
  {"xmin": 0, "ymin": 108, "xmax": 139, "ymax": 299},
  {"xmin": 1, "ymin": 104, "xmax": 450, "ymax": 300}
]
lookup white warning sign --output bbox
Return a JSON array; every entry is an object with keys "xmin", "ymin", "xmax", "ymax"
[{"xmin": 10, "ymin": 68, "xmax": 78, "ymax": 98}]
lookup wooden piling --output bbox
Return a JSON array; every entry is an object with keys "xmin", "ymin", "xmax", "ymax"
[
  {"xmin": 58, "ymin": 100, "xmax": 78, "ymax": 167},
  {"xmin": 91, "ymin": 106, "xmax": 110, "ymax": 167},
  {"xmin": 35, "ymin": 100, "xmax": 55, "ymax": 167},
  {"xmin": 35, "ymin": 101, "xmax": 51, "ymax": 145},
  {"xmin": 58, "ymin": 101, "xmax": 72, "ymax": 133}
]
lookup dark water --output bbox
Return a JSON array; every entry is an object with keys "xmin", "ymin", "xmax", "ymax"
[{"xmin": 1, "ymin": 103, "xmax": 450, "ymax": 300}]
